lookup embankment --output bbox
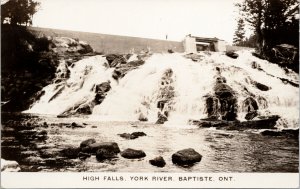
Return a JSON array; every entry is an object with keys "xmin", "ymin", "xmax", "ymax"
[{"xmin": 29, "ymin": 27, "xmax": 184, "ymax": 54}]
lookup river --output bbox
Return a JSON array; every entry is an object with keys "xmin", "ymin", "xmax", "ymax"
[{"xmin": 1, "ymin": 113, "xmax": 298, "ymax": 172}]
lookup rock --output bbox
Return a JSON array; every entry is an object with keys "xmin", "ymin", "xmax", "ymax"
[
  {"xmin": 184, "ymin": 53, "xmax": 203, "ymax": 62},
  {"xmin": 131, "ymin": 132, "xmax": 146, "ymax": 138},
  {"xmin": 172, "ymin": 148, "xmax": 202, "ymax": 166},
  {"xmin": 168, "ymin": 49, "xmax": 174, "ymax": 53},
  {"xmin": 120, "ymin": 148, "xmax": 146, "ymax": 159},
  {"xmin": 190, "ymin": 115, "xmax": 280, "ymax": 130},
  {"xmin": 78, "ymin": 152, "xmax": 91, "ymax": 160},
  {"xmin": 254, "ymin": 82, "xmax": 270, "ymax": 91},
  {"xmin": 96, "ymin": 148, "xmax": 118, "ymax": 161},
  {"xmin": 245, "ymin": 111, "xmax": 258, "ymax": 120},
  {"xmin": 205, "ymin": 96, "xmax": 219, "ymax": 118},
  {"xmin": 239, "ymin": 115, "xmax": 280, "ymax": 129},
  {"xmin": 127, "ymin": 60, "xmax": 145, "ymax": 67},
  {"xmin": 75, "ymin": 104, "xmax": 92, "ymax": 114},
  {"xmin": 112, "ymin": 69, "xmax": 123, "ymax": 80},
  {"xmin": 156, "ymin": 112, "xmax": 168, "ymax": 124},
  {"xmin": 60, "ymin": 147, "xmax": 80, "ymax": 159},
  {"xmin": 138, "ymin": 113, "xmax": 148, "ymax": 121},
  {"xmin": 149, "ymin": 156, "xmax": 166, "ymax": 167},
  {"xmin": 226, "ymin": 51, "xmax": 239, "ymax": 59},
  {"xmin": 216, "ymin": 76, "xmax": 226, "ymax": 83},
  {"xmin": 95, "ymin": 81, "xmax": 111, "ymax": 93},
  {"xmin": 80, "ymin": 138, "xmax": 96, "ymax": 149},
  {"xmin": 261, "ymin": 129, "xmax": 299, "ymax": 139},
  {"xmin": 1, "ymin": 159, "xmax": 20, "ymax": 172},
  {"xmin": 157, "ymin": 100, "xmax": 168, "ymax": 111},
  {"xmin": 118, "ymin": 132, "xmax": 146, "ymax": 140},
  {"xmin": 34, "ymin": 130, "xmax": 48, "ymax": 140},
  {"xmin": 242, "ymin": 97, "xmax": 259, "ymax": 112},
  {"xmin": 119, "ymin": 133, "xmax": 136, "ymax": 139},
  {"xmin": 71, "ymin": 122, "xmax": 84, "ymax": 128},
  {"xmin": 257, "ymin": 96, "xmax": 268, "ymax": 109},
  {"xmin": 105, "ymin": 54, "xmax": 126, "ymax": 67},
  {"xmin": 214, "ymin": 83, "xmax": 234, "ymax": 98},
  {"xmin": 42, "ymin": 122, "xmax": 48, "ymax": 128},
  {"xmin": 78, "ymin": 43, "xmax": 93, "ymax": 54},
  {"xmin": 82, "ymin": 142, "xmax": 120, "ymax": 154}
]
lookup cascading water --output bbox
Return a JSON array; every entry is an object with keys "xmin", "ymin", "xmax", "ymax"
[
  {"xmin": 24, "ymin": 55, "xmax": 115, "ymax": 115},
  {"xmin": 25, "ymin": 51, "xmax": 299, "ymax": 128}
]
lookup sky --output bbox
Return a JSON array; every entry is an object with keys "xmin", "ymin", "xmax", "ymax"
[{"xmin": 32, "ymin": 0, "xmax": 245, "ymax": 43}]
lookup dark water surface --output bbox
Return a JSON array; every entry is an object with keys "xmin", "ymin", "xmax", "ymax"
[{"xmin": 1, "ymin": 113, "xmax": 298, "ymax": 172}]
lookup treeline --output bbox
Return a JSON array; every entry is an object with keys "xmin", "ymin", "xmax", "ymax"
[
  {"xmin": 1, "ymin": 0, "xmax": 58, "ymax": 111},
  {"xmin": 233, "ymin": 0, "xmax": 299, "ymax": 72}
]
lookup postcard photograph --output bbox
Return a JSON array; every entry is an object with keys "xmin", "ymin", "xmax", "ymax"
[{"xmin": 1, "ymin": 0, "xmax": 299, "ymax": 188}]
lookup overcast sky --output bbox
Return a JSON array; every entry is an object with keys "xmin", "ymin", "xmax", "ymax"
[{"xmin": 32, "ymin": 0, "xmax": 244, "ymax": 43}]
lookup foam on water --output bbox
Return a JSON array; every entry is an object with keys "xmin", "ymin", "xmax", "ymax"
[
  {"xmin": 25, "ymin": 55, "xmax": 115, "ymax": 115},
  {"xmin": 25, "ymin": 51, "xmax": 299, "ymax": 128}
]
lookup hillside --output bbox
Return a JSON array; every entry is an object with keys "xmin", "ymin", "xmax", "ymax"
[{"xmin": 29, "ymin": 27, "xmax": 184, "ymax": 54}]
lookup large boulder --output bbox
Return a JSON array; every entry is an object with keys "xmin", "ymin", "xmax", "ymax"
[
  {"xmin": 172, "ymin": 148, "xmax": 202, "ymax": 166},
  {"xmin": 149, "ymin": 156, "xmax": 166, "ymax": 167},
  {"xmin": 80, "ymin": 138, "xmax": 96, "ymax": 149},
  {"xmin": 60, "ymin": 147, "xmax": 80, "ymax": 159},
  {"xmin": 81, "ymin": 142, "xmax": 120, "ymax": 154},
  {"xmin": 96, "ymin": 148, "xmax": 118, "ymax": 161},
  {"xmin": 120, "ymin": 148, "xmax": 146, "ymax": 159}
]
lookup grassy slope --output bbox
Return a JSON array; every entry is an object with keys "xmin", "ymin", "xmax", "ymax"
[{"xmin": 29, "ymin": 27, "xmax": 184, "ymax": 54}]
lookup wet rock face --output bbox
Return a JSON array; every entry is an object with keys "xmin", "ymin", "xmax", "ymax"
[
  {"xmin": 149, "ymin": 156, "xmax": 166, "ymax": 167},
  {"xmin": 172, "ymin": 148, "xmax": 202, "ymax": 166},
  {"xmin": 120, "ymin": 148, "xmax": 146, "ymax": 159},
  {"xmin": 93, "ymin": 81, "xmax": 111, "ymax": 105},
  {"xmin": 105, "ymin": 54, "xmax": 127, "ymax": 68},
  {"xmin": 242, "ymin": 97, "xmax": 258, "ymax": 112},
  {"xmin": 242, "ymin": 97, "xmax": 260, "ymax": 120},
  {"xmin": 205, "ymin": 82, "xmax": 238, "ymax": 121},
  {"xmin": 155, "ymin": 69, "xmax": 175, "ymax": 124}
]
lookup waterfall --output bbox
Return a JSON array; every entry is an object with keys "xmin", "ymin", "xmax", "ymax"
[
  {"xmin": 24, "ymin": 55, "xmax": 115, "ymax": 115},
  {"xmin": 24, "ymin": 51, "xmax": 299, "ymax": 128}
]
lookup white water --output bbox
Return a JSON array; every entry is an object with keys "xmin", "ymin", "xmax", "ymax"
[
  {"xmin": 25, "ymin": 56, "xmax": 115, "ymax": 115},
  {"xmin": 25, "ymin": 51, "xmax": 299, "ymax": 128}
]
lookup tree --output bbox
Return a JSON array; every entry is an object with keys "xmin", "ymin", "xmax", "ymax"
[
  {"xmin": 1, "ymin": 0, "xmax": 40, "ymax": 26},
  {"xmin": 233, "ymin": 18, "xmax": 246, "ymax": 46},
  {"xmin": 237, "ymin": 0, "xmax": 265, "ymax": 53},
  {"xmin": 237, "ymin": 0, "xmax": 299, "ymax": 54},
  {"xmin": 236, "ymin": 0, "xmax": 299, "ymax": 72}
]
